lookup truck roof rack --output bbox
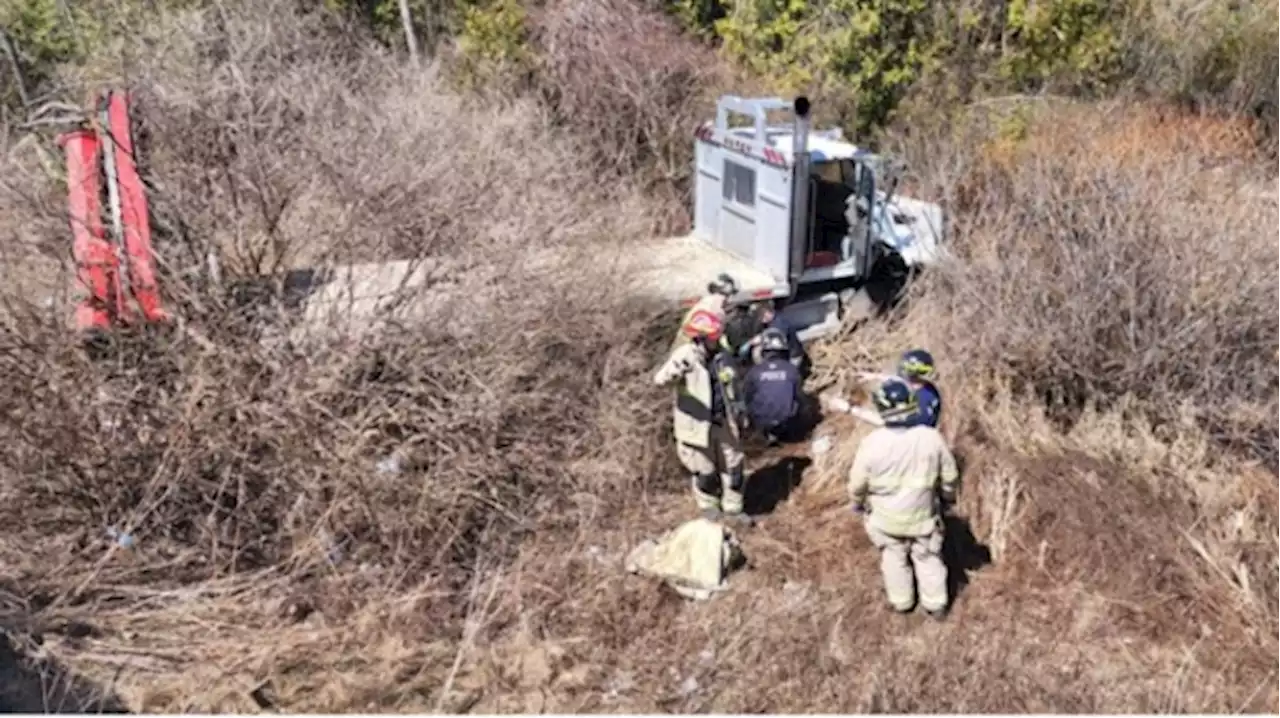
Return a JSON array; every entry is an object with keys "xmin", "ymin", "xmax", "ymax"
[{"xmin": 712, "ymin": 96, "xmax": 801, "ymax": 162}]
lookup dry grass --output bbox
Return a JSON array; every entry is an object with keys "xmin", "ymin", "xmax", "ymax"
[{"xmin": 0, "ymin": 0, "xmax": 1275, "ymax": 713}]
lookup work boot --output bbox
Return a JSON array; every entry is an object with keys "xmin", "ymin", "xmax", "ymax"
[{"xmin": 885, "ymin": 605, "xmax": 913, "ymax": 627}]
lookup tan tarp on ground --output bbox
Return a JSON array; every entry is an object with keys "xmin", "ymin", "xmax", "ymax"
[{"xmin": 624, "ymin": 518, "xmax": 746, "ymax": 600}]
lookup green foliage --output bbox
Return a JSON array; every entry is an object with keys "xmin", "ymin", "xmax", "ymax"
[
  {"xmin": 322, "ymin": 0, "xmax": 410, "ymax": 46},
  {"xmin": 1, "ymin": 0, "xmax": 91, "ymax": 82},
  {"xmin": 995, "ymin": 102, "xmax": 1033, "ymax": 144},
  {"xmin": 666, "ymin": 0, "xmax": 726, "ymax": 39},
  {"xmin": 1172, "ymin": 0, "xmax": 1278, "ymax": 141},
  {"xmin": 707, "ymin": 0, "xmax": 943, "ymax": 135},
  {"xmin": 666, "ymin": 0, "xmax": 1145, "ymax": 135},
  {"xmin": 452, "ymin": 0, "xmax": 532, "ymax": 90},
  {"xmin": 998, "ymin": 0, "xmax": 1123, "ymax": 92},
  {"xmin": 321, "ymin": 0, "xmax": 455, "ymax": 54},
  {"xmin": 0, "ymin": 0, "xmax": 209, "ymax": 107}
]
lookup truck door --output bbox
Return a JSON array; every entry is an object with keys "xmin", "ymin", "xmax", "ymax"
[{"xmin": 842, "ymin": 157, "xmax": 876, "ymax": 280}]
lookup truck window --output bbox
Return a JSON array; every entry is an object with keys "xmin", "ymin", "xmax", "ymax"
[
  {"xmin": 839, "ymin": 159, "xmax": 860, "ymax": 189},
  {"xmin": 812, "ymin": 161, "xmax": 842, "ymax": 184},
  {"xmin": 722, "ymin": 159, "xmax": 756, "ymax": 207}
]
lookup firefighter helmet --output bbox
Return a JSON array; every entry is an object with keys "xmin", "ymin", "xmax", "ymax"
[
  {"xmin": 683, "ymin": 309, "xmax": 725, "ymax": 343},
  {"xmin": 759, "ymin": 327, "xmax": 789, "ymax": 355},
  {"xmin": 872, "ymin": 377, "xmax": 918, "ymax": 426},
  {"xmin": 898, "ymin": 349, "xmax": 937, "ymax": 381},
  {"xmin": 707, "ymin": 273, "xmax": 738, "ymax": 297}
]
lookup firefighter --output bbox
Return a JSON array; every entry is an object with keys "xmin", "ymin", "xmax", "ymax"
[
  {"xmin": 744, "ymin": 328, "xmax": 802, "ymax": 446},
  {"xmin": 671, "ymin": 273, "xmax": 739, "ymax": 351},
  {"xmin": 896, "ymin": 349, "xmax": 942, "ymax": 429},
  {"xmin": 848, "ymin": 376, "xmax": 958, "ymax": 620},
  {"xmin": 837, "ymin": 348, "xmax": 942, "ymax": 429},
  {"xmin": 722, "ymin": 301, "xmax": 764, "ymax": 361},
  {"xmin": 704, "ymin": 273, "xmax": 738, "ymax": 310},
  {"xmin": 741, "ymin": 301, "xmax": 807, "ymax": 377},
  {"xmin": 653, "ymin": 308, "xmax": 752, "ymax": 524}
]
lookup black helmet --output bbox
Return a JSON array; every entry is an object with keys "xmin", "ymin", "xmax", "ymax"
[
  {"xmin": 708, "ymin": 273, "xmax": 738, "ymax": 297},
  {"xmin": 872, "ymin": 377, "xmax": 918, "ymax": 426},
  {"xmin": 759, "ymin": 327, "xmax": 788, "ymax": 355},
  {"xmin": 898, "ymin": 349, "xmax": 936, "ymax": 381}
]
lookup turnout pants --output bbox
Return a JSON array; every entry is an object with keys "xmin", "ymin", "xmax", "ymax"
[
  {"xmin": 865, "ymin": 521, "xmax": 948, "ymax": 612},
  {"xmin": 677, "ymin": 423, "xmax": 746, "ymax": 514}
]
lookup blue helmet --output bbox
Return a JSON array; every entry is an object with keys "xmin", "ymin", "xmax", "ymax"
[
  {"xmin": 898, "ymin": 349, "xmax": 937, "ymax": 381},
  {"xmin": 872, "ymin": 377, "xmax": 918, "ymax": 426}
]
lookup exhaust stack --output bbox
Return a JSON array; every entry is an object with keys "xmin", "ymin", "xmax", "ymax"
[{"xmin": 787, "ymin": 96, "xmax": 812, "ymax": 289}]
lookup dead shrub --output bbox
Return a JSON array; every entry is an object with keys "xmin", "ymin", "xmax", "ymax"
[
  {"xmin": 886, "ymin": 103, "xmax": 1278, "ymax": 460},
  {"xmin": 0, "ymin": 1, "xmax": 673, "ymax": 598},
  {"xmin": 526, "ymin": 0, "xmax": 727, "ymax": 214}
]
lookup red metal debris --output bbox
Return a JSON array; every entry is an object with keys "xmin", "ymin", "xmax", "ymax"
[{"xmin": 57, "ymin": 90, "xmax": 168, "ymax": 333}]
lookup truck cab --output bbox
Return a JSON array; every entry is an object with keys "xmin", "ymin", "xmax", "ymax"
[{"xmin": 627, "ymin": 95, "xmax": 946, "ymax": 342}]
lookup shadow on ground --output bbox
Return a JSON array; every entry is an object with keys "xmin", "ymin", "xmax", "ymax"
[
  {"xmin": 745, "ymin": 456, "xmax": 813, "ymax": 516},
  {"xmin": 788, "ymin": 395, "xmax": 825, "ymax": 441},
  {"xmin": 0, "ymin": 631, "xmax": 130, "ymax": 713},
  {"xmin": 941, "ymin": 514, "xmax": 992, "ymax": 606},
  {"xmin": 941, "ymin": 448, "xmax": 992, "ymax": 606}
]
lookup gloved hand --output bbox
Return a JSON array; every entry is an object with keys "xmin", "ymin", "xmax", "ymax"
[
  {"xmin": 938, "ymin": 488, "xmax": 957, "ymax": 512},
  {"xmin": 854, "ymin": 371, "xmax": 891, "ymax": 384},
  {"xmin": 824, "ymin": 396, "xmax": 852, "ymax": 414}
]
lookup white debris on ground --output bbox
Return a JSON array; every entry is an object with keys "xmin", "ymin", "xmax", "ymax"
[
  {"xmin": 604, "ymin": 670, "xmax": 635, "ymax": 703},
  {"xmin": 781, "ymin": 580, "xmax": 812, "ymax": 610},
  {"xmin": 375, "ymin": 454, "xmax": 402, "ymax": 475},
  {"xmin": 624, "ymin": 518, "xmax": 746, "ymax": 600}
]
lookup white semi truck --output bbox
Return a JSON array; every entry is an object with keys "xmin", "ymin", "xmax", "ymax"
[
  {"xmin": 623, "ymin": 95, "xmax": 947, "ymax": 341},
  {"xmin": 198, "ymin": 94, "xmax": 947, "ymax": 345}
]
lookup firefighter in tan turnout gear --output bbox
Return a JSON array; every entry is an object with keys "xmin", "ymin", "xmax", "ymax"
[
  {"xmin": 654, "ymin": 308, "xmax": 752, "ymax": 525},
  {"xmin": 848, "ymin": 376, "xmax": 959, "ymax": 619}
]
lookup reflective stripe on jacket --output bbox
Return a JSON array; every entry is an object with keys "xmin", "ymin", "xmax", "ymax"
[
  {"xmin": 653, "ymin": 342, "xmax": 714, "ymax": 448},
  {"xmin": 848, "ymin": 425, "xmax": 958, "ymax": 536}
]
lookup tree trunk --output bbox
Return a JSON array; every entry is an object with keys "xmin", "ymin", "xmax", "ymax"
[
  {"xmin": 0, "ymin": 28, "xmax": 29, "ymax": 107},
  {"xmin": 397, "ymin": 0, "xmax": 421, "ymax": 67}
]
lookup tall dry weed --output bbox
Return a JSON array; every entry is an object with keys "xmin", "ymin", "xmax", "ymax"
[
  {"xmin": 527, "ymin": 0, "xmax": 728, "ymax": 221},
  {"xmin": 886, "ymin": 102, "xmax": 1278, "ymax": 460}
]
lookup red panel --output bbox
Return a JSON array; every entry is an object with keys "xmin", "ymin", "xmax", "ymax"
[
  {"xmin": 106, "ymin": 91, "xmax": 168, "ymax": 323},
  {"xmin": 805, "ymin": 251, "xmax": 839, "ymax": 268},
  {"xmin": 58, "ymin": 129, "xmax": 115, "ymax": 332}
]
